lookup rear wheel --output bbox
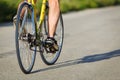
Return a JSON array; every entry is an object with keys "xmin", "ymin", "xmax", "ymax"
[
  {"xmin": 40, "ymin": 12, "xmax": 64, "ymax": 65},
  {"xmin": 15, "ymin": 2, "xmax": 36, "ymax": 74}
]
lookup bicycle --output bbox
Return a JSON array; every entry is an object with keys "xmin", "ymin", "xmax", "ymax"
[{"xmin": 14, "ymin": 0, "xmax": 64, "ymax": 74}]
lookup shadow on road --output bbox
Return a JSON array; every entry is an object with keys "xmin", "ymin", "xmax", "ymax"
[
  {"xmin": 31, "ymin": 49, "xmax": 120, "ymax": 74},
  {"xmin": 0, "ymin": 22, "xmax": 13, "ymax": 27}
]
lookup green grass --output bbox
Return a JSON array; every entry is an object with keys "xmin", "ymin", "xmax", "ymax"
[
  {"xmin": 0, "ymin": 0, "xmax": 120, "ymax": 22},
  {"xmin": 60, "ymin": 0, "xmax": 120, "ymax": 13},
  {"xmin": 0, "ymin": 0, "xmax": 20, "ymax": 22}
]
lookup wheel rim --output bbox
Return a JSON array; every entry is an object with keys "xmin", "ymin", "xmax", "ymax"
[
  {"xmin": 16, "ymin": 4, "xmax": 36, "ymax": 72},
  {"xmin": 40, "ymin": 14, "xmax": 64, "ymax": 64}
]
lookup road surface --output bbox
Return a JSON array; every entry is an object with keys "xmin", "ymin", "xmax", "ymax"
[{"xmin": 0, "ymin": 6, "xmax": 120, "ymax": 80}]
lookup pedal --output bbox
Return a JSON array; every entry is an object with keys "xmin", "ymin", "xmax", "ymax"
[{"xmin": 44, "ymin": 43, "xmax": 58, "ymax": 53}]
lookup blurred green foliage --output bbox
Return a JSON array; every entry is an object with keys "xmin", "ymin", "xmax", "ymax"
[
  {"xmin": 0, "ymin": 0, "xmax": 120, "ymax": 22},
  {"xmin": 60, "ymin": 0, "xmax": 120, "ymax": 13},
  {"xmin": 0, "ymin": 0, "xmax": 20, "ymax": 22}
]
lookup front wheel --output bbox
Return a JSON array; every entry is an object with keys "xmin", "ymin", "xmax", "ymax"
[
  {"xmin": 15, "ymin": 2, "xmax": 36, "ymax": 74},
  {"xmin": 40, "ymin": 12, "xmax": 64, "ymax": 65}
]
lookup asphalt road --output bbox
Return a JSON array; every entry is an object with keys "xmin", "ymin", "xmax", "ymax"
[{"xmin": 0, "ymin": 6, "xmax": 120, "ymax": 80}]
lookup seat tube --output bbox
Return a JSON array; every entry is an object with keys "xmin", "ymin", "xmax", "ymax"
[
  {"xmin": 39, "ymin": 0, "xmax": 47, "ymax": 27},
  {"xmin": 28, "ymin": 0, "xmax": 31, "ymax": 3}
]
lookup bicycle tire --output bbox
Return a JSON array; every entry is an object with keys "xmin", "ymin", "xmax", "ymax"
[
  {"xmin": 15, "ymin": 2, "xmax": 36, "ymax": 74},
  {"xmin": 40, "ymin": 12, "xmax": 64, "ymax": 65}
]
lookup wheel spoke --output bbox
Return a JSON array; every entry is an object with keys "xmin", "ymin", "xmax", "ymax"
[
  {"xmin": 15, "ymin": 2, "xmax": 36, "ymax": 74},
  {"xmin": 40, "ymin": 13, "xmax": 64, "ymax": 65}
]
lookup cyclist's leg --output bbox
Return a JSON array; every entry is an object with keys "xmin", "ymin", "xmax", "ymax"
[
  {"xmin": 13, "ymin": 0, "xmax": 37, "ymax": 34},
  {"xmin": 13, "ymin": 0, "xmax": 27, "ymax": 21},
  {"xmin": 48, "ymin": 0, "xmax": 60, "ymax": 38},
  {"xmin": 44, "ymin": 0, "xmax": 60, "ymax": 52},
  {"xmin": 14, "ymin": 0, "xmax": 37, "ymax": 19},
  {"xmin": 20, "ymin": 0, "xmax": 37, "ymax": 18}
]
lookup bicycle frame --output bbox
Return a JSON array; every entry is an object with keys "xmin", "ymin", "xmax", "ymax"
[
  {"xmin": 28, "ymin": 0, "xmax": 47, "ymax": 29},
  {"xmin": 15, "ymin": 0, "xmax": 64, "ymax": 73}
]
